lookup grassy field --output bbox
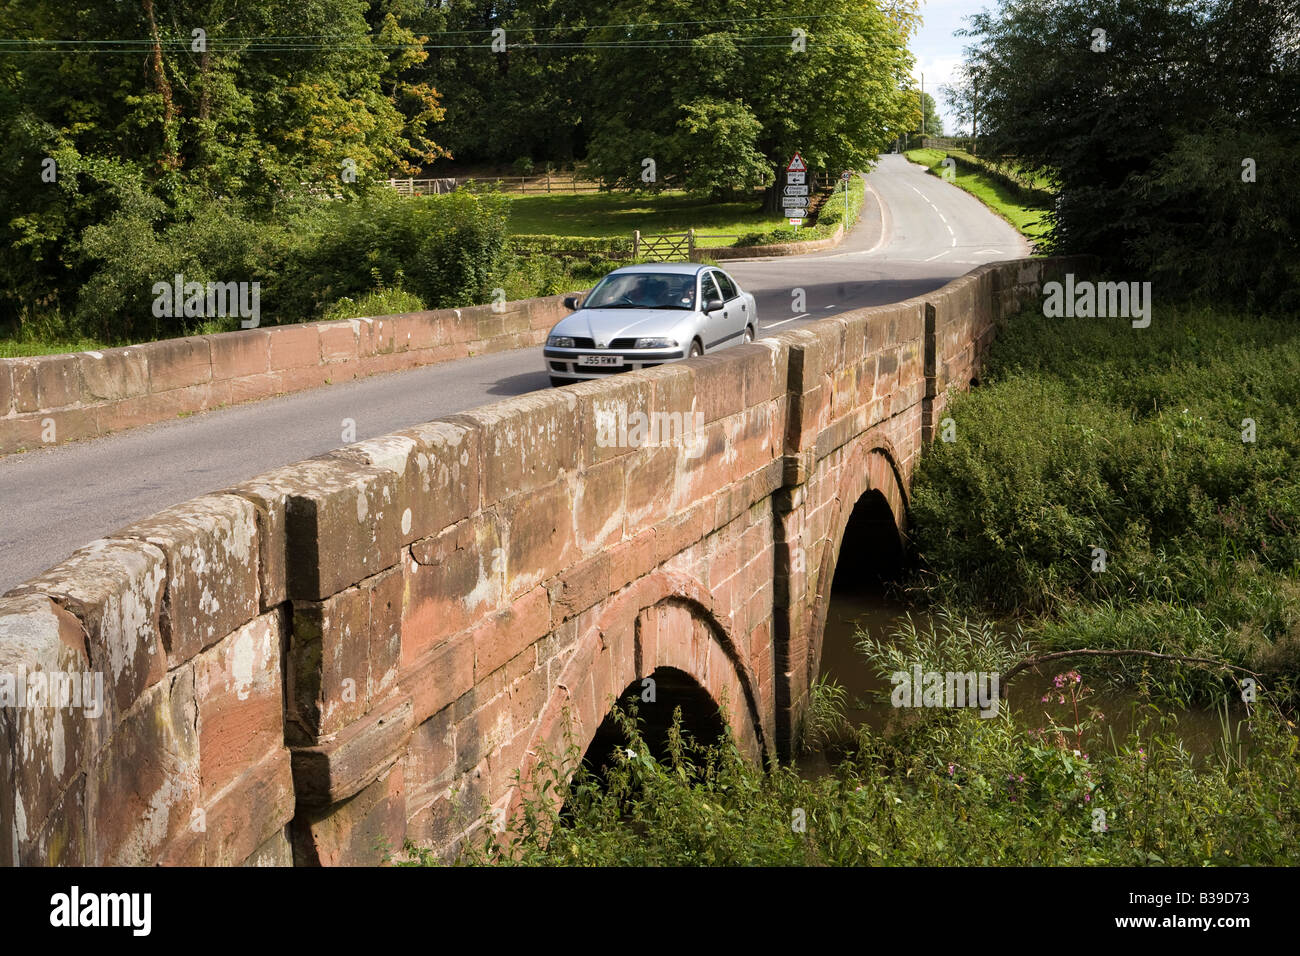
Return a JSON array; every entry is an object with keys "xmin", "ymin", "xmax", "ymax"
[
  {"xmin": 506, "ymin": 190, "xmax": 791, "ymax": 248},
  {"xmin": 905, "ymin": 147, "xmax": 1053, "ymax": 244}
]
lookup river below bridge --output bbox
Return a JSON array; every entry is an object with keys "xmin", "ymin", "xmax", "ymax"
[{"xmin": 798, "ymin": 588, "xmax": 1252, "ymax": 778}]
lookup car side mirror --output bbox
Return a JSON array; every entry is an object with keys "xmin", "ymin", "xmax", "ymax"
[
  {"xmin": 703, "ymin": 296, "xmax": 723, "ymax": 313},
  {"xmin": 563, "ymin": 295, "xmax": 580, "ymax": 310}
]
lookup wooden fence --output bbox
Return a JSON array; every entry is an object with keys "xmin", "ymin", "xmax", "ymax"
[
  {"xmin": 387, "ymin": 171, "xmax": 835, "ymax": 197},
  {"xmin": 385, "ymin": 174, "xmax": 601, "ymax": 195},
  {"xmin": 633, "ymin": 229, "xmax": 747, "ymax": 261}
]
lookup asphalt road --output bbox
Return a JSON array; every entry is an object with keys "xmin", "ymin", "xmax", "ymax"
[{"xmin": 0, "ymin": 154, "xmax": 1027, "ymax": 591}]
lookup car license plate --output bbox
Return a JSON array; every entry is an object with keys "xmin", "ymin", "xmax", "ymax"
[{"xmin": 577, "ymin": 355, "xmax": 623, "ymax": 367}]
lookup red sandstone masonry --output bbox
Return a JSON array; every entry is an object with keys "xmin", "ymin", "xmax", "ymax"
[
  {"xmin": 0, "ymin": 258, "xmax": 1094, "ymax": 866},
  {"xmin": 0, "ymin": 293, "xmax": 575, "ymax": 457}
]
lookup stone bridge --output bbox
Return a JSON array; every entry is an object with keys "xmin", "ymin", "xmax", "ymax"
[{"xmin": 0, "ymin": 257, "xmax": 1087, "ymax": 866}]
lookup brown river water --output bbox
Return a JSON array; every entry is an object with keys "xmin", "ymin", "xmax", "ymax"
[{"xmin": 799, "ymin": 589, "xmax": 1252, "ymax": 777}]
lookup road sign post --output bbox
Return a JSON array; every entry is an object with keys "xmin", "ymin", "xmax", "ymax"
[{"xmin": 784, "ymin": 152, "xmax": 809, "ymax": 227}]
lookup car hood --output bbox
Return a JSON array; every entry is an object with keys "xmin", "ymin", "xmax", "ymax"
[{"xmin": 551, "ymin": 308, "xmax": 693, "ymax": 343}]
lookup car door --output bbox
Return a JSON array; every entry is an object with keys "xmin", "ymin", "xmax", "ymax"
[
  {"xmin": 699, "ymin": 271, "xmax": 727, "ymax": 351},
  {"xmin": 707, "ymin": 269, "xmax": 747, "ymax": 349}
]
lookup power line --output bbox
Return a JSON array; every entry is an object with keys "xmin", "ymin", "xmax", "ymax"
[
  {"xmin": 0, "ymin": 39, "xmax": 888, "ymax": 55},
  {"xmin": 0, "ymin": 12, "xmax": 904, "ymax": 53},
  {"xmin": 0, "ymin": 12, "xmax": 867, "ymax": 46}
]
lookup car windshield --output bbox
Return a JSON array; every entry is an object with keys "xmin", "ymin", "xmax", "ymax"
[{"xmin": 583, "ymin": 272, "xmax": 696, "ymax": 310}]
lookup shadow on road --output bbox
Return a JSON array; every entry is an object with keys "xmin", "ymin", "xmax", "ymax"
[{"xmin": 485, "ymin": 369, "xmax": 550, "ymax": 396}]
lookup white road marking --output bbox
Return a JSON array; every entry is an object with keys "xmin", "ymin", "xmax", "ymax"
[
  {"xmin": 862, "ymin": 182, "xmax": 889, "ymax": 255},
  {"xmin": 765, "ymin": 315, "xmax": 806, "ymax": 328}
]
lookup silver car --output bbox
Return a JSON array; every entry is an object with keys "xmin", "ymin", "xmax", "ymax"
[{"xmin": 544, "ymin": 263, "xmax": 759, "ymax": 386}]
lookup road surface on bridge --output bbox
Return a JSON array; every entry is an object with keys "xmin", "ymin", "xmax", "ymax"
[{"xmin": 0, "ymin": 154, "xmax": 1027, "ymax": 590}]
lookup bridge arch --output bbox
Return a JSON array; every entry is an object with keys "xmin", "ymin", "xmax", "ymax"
[
  {"xmin": 514, "ymin": 570, "xmax": 766, "ymax": 821},
  {"xmin": 804, "ymin": 438, "xmax": 909, "ymax": 702}
]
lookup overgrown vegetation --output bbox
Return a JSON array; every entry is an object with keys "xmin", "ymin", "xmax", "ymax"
[
  {"xmin": 434, "ymin": 658, "xmax": 1299, "ymax": 865},
  {"xmin": 909, "ymin": 301, "xmax": 1300, "ymax": 705}
]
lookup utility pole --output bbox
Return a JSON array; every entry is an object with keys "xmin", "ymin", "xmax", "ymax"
[
  {"xmin": 919, "ymin": 72, "xmax": 925, "ymax": 144},
  {"xmin": 971, "ymin": 68, "xmax": 980, "ymax": 156}
]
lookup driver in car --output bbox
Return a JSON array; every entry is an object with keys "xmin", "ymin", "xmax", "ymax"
[{"xmin": 639, "ymin": 276, "xmax": 669, "ymax": 308}]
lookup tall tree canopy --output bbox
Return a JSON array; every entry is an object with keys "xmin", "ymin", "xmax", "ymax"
[
  {"xmin": 0, "ymin": 0, "xmax": 445, "ymax": 318},
  {"xmin": 954, "ymin": 0, "xmax": 1299, "ymax": 306},
  {"xmin": 417, "ymin": 0, "xmax": 920, "ymax": 204}
]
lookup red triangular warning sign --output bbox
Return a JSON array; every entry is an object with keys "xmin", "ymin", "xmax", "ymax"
[{"xmin": 786, "ymin": 152, "xmax": 807, "ymax": 172}]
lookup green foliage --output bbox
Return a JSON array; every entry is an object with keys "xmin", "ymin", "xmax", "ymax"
[
  {"xmin": 75, "ymin": 192, "xmax": 282, "ymax": 341},
  {"xmin": 908, "ymin": 299, "xmax": 1300, "ymax": 701},
  {"xmin": 675, "ymin": 100, "xmax": 774, "ymax": 197},
  {"xmin": 0, "ymin": 1, "xmax": 448, "ymax": 324},
  {"xmin": 268, "ymin": 189, "xmax": 511, "ymax": 319},
  {"xmin": 857, "ymin": 611, "xmax": 1032, "ymax": 687},
  {"xmin": 440, "ymin": 647, "xmax": 1300, "ymax": 866},
  {"xmin": 411, "ymin": 193, "xmax": 511, "ymax": 307},
  {"xmin": 953, "ymin": 0, "xmax": 1299, "ymax": 306},
  {"xmin": 737, "ymin": 175, "xmax": 864, "ymax": 245},
  {"xmin": 507, "ymin": 235, "xmax": 635, "ymax": 260},
  {"xmin": 802, "ymin": 676, "xmax": 852, "ymax": 751},
  {"xmin": 578, "ymin": 0, "xmax": 919, "ymax": 195},
  {"xmin": 322, "ymin": 286, "xmax": 427, "ymax": 321},
  {"xmin": 919, "ymin": 91, "xmax": 944, "ymax": 137}
]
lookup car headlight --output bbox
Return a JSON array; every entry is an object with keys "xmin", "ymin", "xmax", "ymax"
[
  {"xmin": 634, "ymin": 337, "xmax": 678, "ymax": 349},
  {"xmin": 548, "ymin": 335, "xmax": 576, "ymax": 348}
]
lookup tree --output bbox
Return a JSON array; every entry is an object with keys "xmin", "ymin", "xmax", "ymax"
[
  {"xmin": 920, "ymin": 91, "xmax": 943, "ymax": 136},
  {"xmin": 939, "ymin": 63, "xmax": 979, "ymax": 139},
  {"xmin": 0, "ymin": 0, "xmax": 447, "ymax": 323},
  {"xmin": 577, "ymin": 0, "xmax": 919, "ymax": 207},
  {"xmin": 951, "ymin": 0, "xmax": 1299, "ymax": 306}
]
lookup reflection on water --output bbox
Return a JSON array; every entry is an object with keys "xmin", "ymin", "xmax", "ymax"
[{"xmin": 803, "ymin": 589, "xmax": 1251, "ymax": 774}]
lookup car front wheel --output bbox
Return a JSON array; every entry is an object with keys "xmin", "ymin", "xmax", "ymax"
[{"xmin": 689, "ymin": 340, "xmax": 703, "ymax": 358}]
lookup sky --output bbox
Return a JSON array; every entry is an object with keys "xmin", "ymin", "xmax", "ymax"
[{"xmin": 909, "ymin": 0, "xmax": 993, "ymax": 135}]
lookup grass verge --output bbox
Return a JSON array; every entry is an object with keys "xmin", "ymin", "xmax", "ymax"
[{"xmin": 905, "ymin": 148, "xmax": 1053, "ymax": 245}]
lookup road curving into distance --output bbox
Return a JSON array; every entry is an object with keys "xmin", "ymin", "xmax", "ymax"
[{"xmin": 0, "ymin": 154, "xmax": 1028, "ymax": 590}]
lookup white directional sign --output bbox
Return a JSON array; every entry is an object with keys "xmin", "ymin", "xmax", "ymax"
[{"xmin": 785, "ymin": 154, "xmax": 810, "ymax": 223}]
